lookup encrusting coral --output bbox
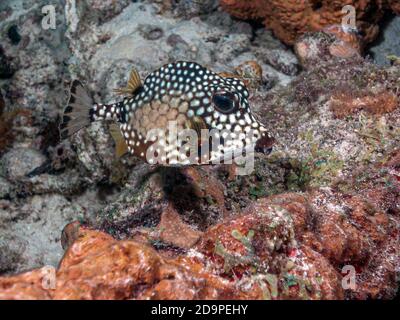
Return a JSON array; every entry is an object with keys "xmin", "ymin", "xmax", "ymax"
[
  {"xmin": 0, "ymin": 0, "xmax": 399, "ymax": 300},
  {"xmin": 0, "ymin": 148, "xmax": 399, "ymax": 300},
  {"xmin": 220, "ymin": 0, "xmax": 399, "ymax": 45}
]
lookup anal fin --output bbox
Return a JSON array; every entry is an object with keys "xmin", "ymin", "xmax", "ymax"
[{"xmin": 109, "ymin": 123, "xmax": 129, "ymax": 158}]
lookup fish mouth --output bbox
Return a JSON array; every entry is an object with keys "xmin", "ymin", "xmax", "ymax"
[
  {"xmin": 215, "ymin": 136, "xmax": 275, "ymax": 163},
  {"xmin": 255, "ymin": 135, "xmax": 275, "ymax": 155},
  {"xmin": 255, "ymin": 145, "xmax": 273, "ymax": 155}
]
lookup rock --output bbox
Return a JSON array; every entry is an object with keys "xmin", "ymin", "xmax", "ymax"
[
  {"xmin": 0, "ymin": 109, "xmax": 33, "ymax": 156},
  {"xmin": 65, "ymin": 0, "xmax": 131, "ymax": 32},
  {"xmin": 0, "ymin": 227, "xmax": 260, "ymax": 300},
  {"xmin": 0, "ymin": 234, "xmax": 26, "ymax": 274},
  {"xmin": 369, "ymin": 15, "xmax": 400, "ymax": 66},
  {"xmin": 266, "ymin": 151, "xmax": 400, "ymax": 299},
  {"xmin": 0, "ymin": 148, "xmax": 47, "ymax": 181},
  {"xmin": 156, "ymin": 204, "xmax": 203, "ymax": 249},
  {"xmin": 330, "ymin": 89, "xmax": 398, "ymax": 118},
  {"xmin": 27, "ymin": 169, "xmax": 87, "ymax": 196},
  {"xmin": 0, "ymin": 195, "xmax": 85, "ymax": 274},
  {"xmin": 220, "ymin": 0, "xmax": 397, "ymax": 45},
  {"xmin": 213, "ymin": 33, "xmax": 251, "ymax": 63},
  {"xmin": 96, "ymin": 167, "xmax": 166, "ymax": 238},
  {"xmin": 255, "ymin": 31, "xmax": 400, "ymax": 190},
  {"xmin": 84, "ymin": 0, "xmax": 130, "ymax": 24},
  {"xmin": 181, "ymin": 166, "xmax": 228, "ymax": 219},
  {"xmin": 0, "ymin": 45, "xmax": 15, "ymax": 78},
  {"xmin": 261, "ymin": 48, "xmax": 299, "ymax": 76},
  {"xmin": 0, "ymin": 177, "xmax": 11, "ymax": 199},
  {"xmin": 96, "ymin": 165, "xmax": 231, "ymax": 240},
  {"xmin": 196, "ymin": 199, "xmax": 344, "ymax": 300},
  {"xmin": 0, "ymin": 267, "xmax": 52, "ymax": 299},
  {"xmin": 70, "ymin": 122, "xmax": 117, "ymax": 183},
  {"xmin": 389, "ymin": 0, "xmax": 400, "ymax": 14},
  {"xmin": 7, "ymin": 25, "xmax": 21, "ymax": 45},
  {"xmin": 60, "ymin": 221, "xmax": 81, "ymax": 250},
  {"xmin": 294, "ymin": 26, "xmax": 363, "ymax": 69},
  {"xmin": 68, "ymin": 2, "xmax": 293, "ymax": 100},
  {"xmin": 0, "ymin": 147, "xmax": 398, "ymax": 298},
  {"xmin": 0, "ymin": 0, "xmax": 399, "ymax": 301},
  {"xmin": 174, "ymin": 0, "xmax": 219, "ymax": 18},
  {"xmin": 0, "ymin": 92, "xmax": 4, "ymax": 114},
  {"xmin": 197, "ymin": 202, "xmax": 297, "ymax": 276},
  {"xmin": 0, "ymin": 1, "xmax": 67, "ymax": 118},
  {"xmin": 137, "ymin": 24, "xmax": 164, "ymax": 41}
]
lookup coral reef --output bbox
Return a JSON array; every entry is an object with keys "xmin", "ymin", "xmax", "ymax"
[
  {"xmin": 220, "ymin": 0, "xmax": 399, "ymax": 45},
  {"xmin": 1, "ymin": 148, "xmax": 398, "ymax": 299},
  {"xmin": 0, "ymin": 0, "xmax": 399, "ymax": 300},
  {"xmin": 0, "ymin": 0, "xmax": 298, "ymax": 274},
  {"xmin": 0, "ymin": 226, "xmax": 259, "ymax": 300}
]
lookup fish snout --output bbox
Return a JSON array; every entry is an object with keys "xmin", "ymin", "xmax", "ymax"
[
  {"xmin": 255, "ymin": 145, "xmax": 273, "ymax": 155},
  {"xmin": 255, "ymin": 135, "xmax": 275, "ymax": 155}
]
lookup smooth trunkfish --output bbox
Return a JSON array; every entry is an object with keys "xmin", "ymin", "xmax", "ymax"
[{"xmin": 60, "ymin": 61, "xmax": 274, "ymax": 165}]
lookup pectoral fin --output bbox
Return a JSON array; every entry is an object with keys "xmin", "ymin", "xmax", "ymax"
[
  {"xmin": 186, "ymin": 116, "xmax": 208, "ymax": 147},
  {"xmin": 113, "ymin": 68, "xmax": 142, "ymax": 96},
  {"xmin": 109, "ymin": 123, "xmax": 128, "ymax": 158}
]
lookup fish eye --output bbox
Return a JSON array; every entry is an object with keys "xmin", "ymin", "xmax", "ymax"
[{"xmin": 212, "ymin": 92, "xmax": 238, "ymax": 114}]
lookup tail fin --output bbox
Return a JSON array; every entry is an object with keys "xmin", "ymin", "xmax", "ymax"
[{"xmin": 60, "ymin": 80, "xmax": 94, "ymax": 140}]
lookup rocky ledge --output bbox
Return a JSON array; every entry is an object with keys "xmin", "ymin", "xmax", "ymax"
[
  {"xmin": 0, "ymin": 0, "xmax": 399, "ymax": 300},
  {"xmin": 1, "ymin": 147, "xmax": 399, "ymax": 299}
]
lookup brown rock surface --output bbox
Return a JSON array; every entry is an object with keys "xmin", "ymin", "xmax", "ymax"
[
  {"xmin": 196, "ymin": 200, "xmax": 344, "ymax": 299},
  {"xmin": 388, "ymin": 0, "xmax": 400, "ymax": 14},
  {"xmin": 220, "ymin": 0, "xmax": 397, "ymax": 45},
  {"xmin": 1, "ymin": 23, "xmax": 399, "ymax": 299},
  {"xmin": 0, "ymin": 226, "xmax": 260, "ymax": 300},
  {"xmin": 2, "ymin": 0, "xmax": 399, "ymax": 301},
  {"xmin": 0, "ymin": 268, "xmax": 52, "ymax": 300},
  {"xmin": 294, "ymin": 25, "xmax": 364, "ymax": 68},
  {"xmin": 330, "ymin": 89, "xmax": 398, "ymax": 118},
  {"xmin": 156, "ymin": 204, "xmax": 203, "ymax": 249},
  {"xmin": 3, "ymin": 148, "xmax": 398, "ymax": 300},
  {"xmin": 1, "ymin": 146, "xmax": 399, "ymax": 300}
]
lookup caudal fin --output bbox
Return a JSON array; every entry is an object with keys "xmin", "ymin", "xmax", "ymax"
[{"xmin": 60, "ymin": 80, "xmax": 94, "ymax": 140}]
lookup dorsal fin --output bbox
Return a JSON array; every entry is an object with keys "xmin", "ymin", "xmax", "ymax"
[
  {"xmin": 126, "ymin": 68, "xmax": 142, "ymax": 92},
  {"xmin": 113, "ymin": 68, "xmax": 142, "ymax": 96},
  {"xmin": 109, "ymin": 123, "xmax": 129, "ymax": 158}
]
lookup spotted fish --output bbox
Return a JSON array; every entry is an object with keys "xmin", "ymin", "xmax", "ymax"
[{"xmin": 60, "ymin": 61, "xmax": 274, "ymax": 165}]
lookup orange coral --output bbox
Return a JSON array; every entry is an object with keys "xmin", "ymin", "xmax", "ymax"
[
  {"xmin": 1, "ymin": 151, "xmax": 399, "ymax": 300},
  {"xmin": 156, "ymin": 204, "xmax": 202, "ymax": 248},
  {"xmin": 330, "ymin": 89, "xmax": 399, "ymax": 118},
  {"xmin": 220, "ymin": 0, "xmax": 396, "ymax": 45},
  {"xmin": 0, "ymin": 226, "xmax": 261, "ymax": 300}
]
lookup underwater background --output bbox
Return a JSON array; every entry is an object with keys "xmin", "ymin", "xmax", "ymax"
[{"xmin": 0, "ymin": 0, "xmax": 399, "ymax": 299}]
